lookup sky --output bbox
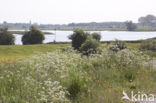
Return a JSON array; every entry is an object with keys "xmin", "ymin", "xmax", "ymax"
[{"xmin": 0, "ymin": 0, "xmax": 156, "ymax": 24}]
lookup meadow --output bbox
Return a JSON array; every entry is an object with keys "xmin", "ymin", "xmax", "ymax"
[
  {"xmin": 0, "ymin": 44, "xmax": 69, "ymax": 59},
  {"xmin": 0, "ymin": 43, "xmax": 156, "ymax": 103}
]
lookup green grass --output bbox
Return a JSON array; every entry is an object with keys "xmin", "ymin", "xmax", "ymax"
[{"xmin": 0, "ymin": 44, "xmax": 70, "ymax": 58}]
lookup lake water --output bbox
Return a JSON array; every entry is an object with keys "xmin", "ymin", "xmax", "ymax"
[{"xmin": 13, "ymin": 30, "xmax": 156, "ymax": 45}]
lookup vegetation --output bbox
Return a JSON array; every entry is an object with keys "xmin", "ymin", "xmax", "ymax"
[
  {"xmin": 0, "ymin": 44, "xmax": 69, "ymax": 58},
  {"xmin": 68, "ymin": 29, "xmax": 88, "ymax": 50},
  {"xmin": 91, "ymin": 32, "xmax": 101, "ymax": 41},
  {"xmin": 138, "ymin": 15, "xmax": 156, "ymax": 27},
  {"xmin": 140, "ymin": 39, "xmax": 156, "ymax": 51},
  {"xmin": 22, "ymin": 26, "xmax": 45, "ymax": 45},
  {"xmin": 1, "ymin": 14, "xmax": 156, "ymax": 31},
  {"xmin": 0, "ymin": 24, "xmax": 156, "ymax": 102},
  {"xmin": 0, "ymin": 28, "xmax": 15, "ymax": 45},
  {"xmin": 0, "ymin": 44, "xmax": 156, "ymax": 103},
  {"xmin": 109, "ymin": 40, "xmax": 127, "ymax": 52},
  {"xmin": 125, "ymin": 21, "xmax": 137, "ymax": 31},
  {"xmin": 80, "ymin": 37, "xmax": 100, "ymax": 56}
]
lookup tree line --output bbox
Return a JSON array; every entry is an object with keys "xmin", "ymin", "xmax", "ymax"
[{"xmin": 1, "ymin": 14, "xmax": 156, "ymax": 30}]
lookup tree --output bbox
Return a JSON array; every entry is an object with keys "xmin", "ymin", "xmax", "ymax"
[
  {"xmin": 138, "ymin": 15, "xmax": 156, "ymax": 27},
  {"xmin": 92, "ymin": 32, "xmax": 101, "ymax": 41},
  {"xmin": 68, "ymin": 29, "xmax": 89, "ymax": 50},
  {"xmin": 125, "ymin": 21, "xmax": 137, "ymax": 31},
  {"xmin": 22, "ymin": 26, "xmax": 45, "ymax": 45},
  {"xmin": 80, "ymin": 37, "xmax": 100, "ymax": 56},
  {"xmin": 0, "ymin": 28, "xmax": 15, "ymax": 45}
]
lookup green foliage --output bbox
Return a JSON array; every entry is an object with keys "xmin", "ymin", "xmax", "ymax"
[
  {"xmin": 138, "ymin": 14, "xmax": 156, "ymax": 27},
  {"xmin": 125, "ymin": 21, "xmax": 137, "ymax": 31},
  {"xmin": 22, "ymin": 26, "xmax": 45, "ymax": 45},
  {"xmin": 140, "ymin": 39, "xmax": 156, "ymax": 51},
  {"xmin": 91, "ymin": 32, "xmax": 101, "ymax": 41},
  {"xmin": 80, "ymin": 37, "xmax": 100, "ymax": 56},
  {"xmin": 67, "ymin": 78, "xmax": 82, "ymax": 100},
  {"xmin": 0, "ymin": 28, "xmax": 15, "ymax": 45},
  {"xmin": 68, "ymin": 29, "xmax": 88, "ymax": 50},
  {"xmin": 109, "ymin": 40, "xmax": 127, "ymax": 52}
]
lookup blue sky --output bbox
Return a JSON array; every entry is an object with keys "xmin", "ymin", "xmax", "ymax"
[{"xmin": 0, "ymin": 0, "xmax": 156, "ymax": 24}]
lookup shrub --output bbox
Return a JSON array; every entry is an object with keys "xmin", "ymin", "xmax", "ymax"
[
  {"xmin": 92, "ymin": 32, "xmax": 101, "ymax": 41},
  {"xmin": 140, "ymin": 39, "xmax": 156, "ymax": 51},
  {"xmin": 0, "ymin": 28, "xmax": 15, "ymax": 45},
  {"xmin": 80, "ymin": 37, "xmax": 100, "ymax": 56},
  {"xmin": 68, "ymin": 29, "xmax": 88, "ymax": 50},
  {"xmin": 125, "ymin": 21, "xmax": 137, "ymax": 31},
  {"xmin": 22, "ymin": 26, "xmax": 45, "ymax": 45},
  {"xmin": 109, "ymin": 40, "xmax": 127, "ymax": 52}
]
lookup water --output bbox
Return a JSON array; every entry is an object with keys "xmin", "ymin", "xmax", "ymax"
[{"xmin": 13, "ymin": 30, "xmax": 156, "ymax": 45}]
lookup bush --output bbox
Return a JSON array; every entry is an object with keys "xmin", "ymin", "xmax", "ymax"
[
  {"xmin": 68, "ymin": 29, "xmax": 88, "ymax": 50},
  {"xmin": 80, "ymin": 37, "xmax": 100, "ymax": 56},
  {"xmin": 125, "ymin": 21, "xmax": 137, "ymax": 31},
  {"xmin": 0, "ymin": 28, "xmax": 15, "ymax": 45},
  {"xmin": 92, "ymin": 32, "xmax": 101, "ymax": 41},
  {"xmin": 140, "ymin": 39, "xmax": 156, "ymax": 51},
  {"xmin": 109, "ymin": 40, "xmax": 127, "ymax": 52},
  {"xmin": 22, "ymin": 26, "xmax": 45, "ymax": 45}
]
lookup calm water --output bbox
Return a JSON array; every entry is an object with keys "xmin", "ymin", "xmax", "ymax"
[{"xmin": 13, "ymin": 30, "xmax": 156, "ymax": 45}]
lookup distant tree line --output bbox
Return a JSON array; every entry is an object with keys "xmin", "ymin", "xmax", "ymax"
[
  {"xmin": 68, "ymin": 22, "xmax": 125, "ymax": 28},
  {"xmin": 138, "ymin": 15, "xmax": 156, "ymax": 27},
  {"xmin": 1, "ymin": 14, "xmax": 156, "ymax": 30}
]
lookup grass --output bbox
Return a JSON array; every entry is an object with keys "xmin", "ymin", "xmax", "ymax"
[
  {"xmin": 0, "ymin": 44, "xmax": 69, "ymax": 58},
  {"xmin": 0, "ymin": 43, "xmax": 156, "ymax": 103}
]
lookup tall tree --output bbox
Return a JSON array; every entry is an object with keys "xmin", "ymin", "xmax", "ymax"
[
  {"xmin": 125, "ymin": 21, "xmax": 137, "ymax": 31},
  {"xmin": 138, "ymin": 15, "xmax": 156, "ymax": 27}
]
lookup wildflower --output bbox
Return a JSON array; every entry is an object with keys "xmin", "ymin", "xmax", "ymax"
[{"xmin": 93, "ymin": 77, "xmax": 96, "ymax": 80}]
